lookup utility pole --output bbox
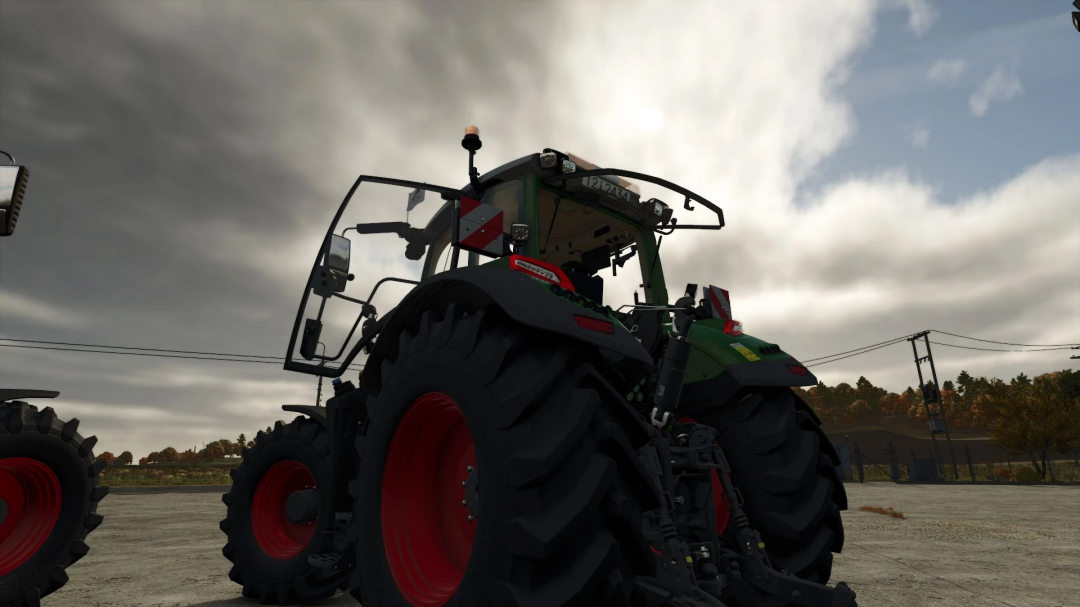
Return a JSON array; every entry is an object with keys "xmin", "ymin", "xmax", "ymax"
[{"xmin": 909, "ymin": 331, "xmax": 959, "ymax": 480}]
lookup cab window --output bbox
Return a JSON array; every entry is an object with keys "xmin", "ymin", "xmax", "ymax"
[
  {"xmin": 536, "ymin": 187, "xmax": 643, "ymax": 305},
  {"xmin": 481, "ymin": 180, "xmax": 524, "ymax": 232}
]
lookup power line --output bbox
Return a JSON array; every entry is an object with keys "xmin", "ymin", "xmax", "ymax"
[
  {"xmin": 2, "ymin": 328, "xmax": 1071, "ymax": 373},
  {"xmin": 0, "ymin": 343, "xmax": 365, "ymax": 372},
  {"xmin": 801, "ymin": 335, "xmax": 911, "ymax": 363},
  {"xmin": 927, "ymin": 341, "xmax": 1077, "ymax": 353},
  {"xmin": 805, "ymin": 339, "xmax": 907, "ymax": 367},
  {"xmin": 2, "ymin": 344, "xmax": 285, "ymax": 364},
  {"xmin": 928, "ymin": 330, "xmax": 1079, "ymax": 348},
  {"xmin": 0, "ymin": 338, "xmax": 281, "ymax": 360}
]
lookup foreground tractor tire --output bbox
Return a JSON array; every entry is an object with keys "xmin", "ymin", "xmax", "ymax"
[
  {"xmin": 0, "ymin": 402, "xmax": 107, "ymax": 607},
  {"xmin": 349, "ymin": 304, "xmax": 658, "ymax": 607},
  {"xmin": 695, "ymin": 388, "xmax": 845, "ymax": 587},
  {"xmin": 219, "ymin": 416, "xmax": 348, "ymax": 605}
]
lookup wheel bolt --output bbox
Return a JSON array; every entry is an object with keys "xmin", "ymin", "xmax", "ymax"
[
  {"xmin": 467, "ymin": 515, "xmax": 475, "ymax": 521},
  {"xmin": 462, "ymin": 481, "xmax": 467, "ymax": 487},
  {"xmin": 461, "ymin": 500, "xmax": 468, "ymax": 506},
  {"xmin": 467, "ymin": 465, "xmax": 474, "ymax": 471}
]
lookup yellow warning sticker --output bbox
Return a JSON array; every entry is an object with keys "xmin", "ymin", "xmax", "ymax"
[{"xmin": 730, "ymin": 343, "xmax": 761, "ymax": 362}]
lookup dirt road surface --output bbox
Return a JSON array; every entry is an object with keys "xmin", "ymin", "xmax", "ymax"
[{"xmin": 44, "ymin": 483, "xmax": 1079, "ymax": 607}]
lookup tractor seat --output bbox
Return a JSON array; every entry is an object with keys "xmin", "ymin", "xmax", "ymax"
[{"xmin": 561, "ymin": 261, "xmax": 604, "ymax": 304}]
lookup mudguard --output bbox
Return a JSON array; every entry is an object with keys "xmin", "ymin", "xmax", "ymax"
[
  {"xmin": 0, "ymin": 389, "xmax": 59, "ymax": 402},
  {"xmin": 362, "ymin": 265, "xmax": 655, "ymax": 389},
  {"xmin": 281, "ymin": 404, "xmax": 328, "ymax": 430}
]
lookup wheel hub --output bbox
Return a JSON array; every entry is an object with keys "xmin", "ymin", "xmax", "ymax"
[
  {"xmin": 286, "ymin": 488, "xmax": 320, "ymax": 525},
  {"xmin": 463, "ymin": 465, "xmax": 480, "ymax": 520}
]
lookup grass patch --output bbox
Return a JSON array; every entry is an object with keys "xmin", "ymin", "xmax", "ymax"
[
  {"xmin": 859, "ymin": 505, "xmax": 904, "ymax": 519},
  {"xmin": 100, "ymin": 464, "xmax": 236, "ymax": 486}
]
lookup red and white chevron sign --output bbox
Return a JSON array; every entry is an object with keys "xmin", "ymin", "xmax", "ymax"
[
  {"xmin": 705, "ymin": 285, "xmax": 732, "ymax": 321},
  {"xmin": 456, "ymin": 196, "xmax": 505, "ymax": 256}
]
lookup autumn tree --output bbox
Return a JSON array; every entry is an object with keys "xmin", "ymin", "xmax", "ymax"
[
  {"xmin": 844, "ymin": 399, "xmax": 871, "ymax": 424},
  {"xmin": 97, "ymin": 451, "xmax": 116, "ymax": 466},
  {"xmin": 116, "ymin": 451, "xmax": 134, "ymax": 466},
  {"xmin": 138, "ymin": 457, "xmax": 149, "ymax": 466},
  {"xmin": 974, "ymin": 371, "xmax": 1080, "ymax": 480},
  {"xmin": 854, "ymin": 376, "xmax": 886, "ymax": 415},
  {"xmin": 878, "ymin": 392, "xmax": 902, "ymax": 416},
  {"xmin": 906, "ymin": 385, "xmax": 926, "ymax": 420},
  {"xmin": 161, "ymin": 447, "xmax": 180, "ymax": 463}
]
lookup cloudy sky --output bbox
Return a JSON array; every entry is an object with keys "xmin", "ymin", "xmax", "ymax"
[{"xmin": 1, "ymin": 0, "xmax": 1077, "ymax": 459}]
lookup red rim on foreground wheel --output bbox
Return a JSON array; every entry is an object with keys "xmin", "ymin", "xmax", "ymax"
[
  {"xmin": 382, "ymin": 392, "xmax": 477, "ymax": 607},
  {"xmin": 0, "ymin": 457, "xmax": 62, "ymax": 577},
  {"xmin": 252, "ymin": 460, "xmax": 317, "ymax": 559}
]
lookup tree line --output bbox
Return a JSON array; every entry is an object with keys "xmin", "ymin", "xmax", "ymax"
[{"xmin": 794, "ymin": 368, "xmax": 1080, "ymax": 480}]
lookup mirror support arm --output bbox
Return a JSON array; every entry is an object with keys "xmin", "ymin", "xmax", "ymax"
[{"xmin": 450, "ymin": 198, "xmax": 462, "ymax": 269}]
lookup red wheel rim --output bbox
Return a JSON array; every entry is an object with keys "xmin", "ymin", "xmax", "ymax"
[
  {"xmin": 251, "ymin": 460, "xmax": 317, "ymax": 559},
  {"xmin": 382, "ymin": 392, "xmax": 476, "ymax": 607},
  {"xmin": 0, "ymin": 457, "xmax": 62, "ymax": 577}
]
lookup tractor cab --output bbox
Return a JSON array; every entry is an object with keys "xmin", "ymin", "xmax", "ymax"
[{"xmin": 284, "ymin": 127, "xmax": 726, "ymax": 378}]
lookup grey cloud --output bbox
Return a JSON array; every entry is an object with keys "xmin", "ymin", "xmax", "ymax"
[{"xmin": 0, "ymin": 1, "xmax": 556, "ymax": 458}]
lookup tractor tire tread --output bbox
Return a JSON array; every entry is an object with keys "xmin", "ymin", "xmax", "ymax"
[{"xmin": 0, "ymin": 401, "xmax": 107, "ymax": 606}]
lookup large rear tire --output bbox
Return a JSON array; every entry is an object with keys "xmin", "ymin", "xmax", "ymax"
[
  {"xmin": 694, "ymin": 388, "xmax": 845, "ymax": 586},
  {"xmin": 349, "ymin": 304, "xmax": 659, "ymax": 607},
  {"xmin": 219, "ymin": 416, "xmax": 348, "ymax": 605},
  {"xmin": 0, "ymin": 402, "xmax": 107, "ymax": 607}
]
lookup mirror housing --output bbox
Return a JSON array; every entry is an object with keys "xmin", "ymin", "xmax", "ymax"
[
  {"xmin": 327, "ymin": 234, "xmax": 351, "ymax": 274},
  {"xmin": 0, "ymin": 165, "xmax": 29, "ymax": 237}
]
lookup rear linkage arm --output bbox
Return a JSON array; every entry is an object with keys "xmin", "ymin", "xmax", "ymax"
[
  {"xmin": 640, "ymin": 297, "xmax": 857, "ymax": 607},
  {"xmin": 676, "ymin": 428, "xmax": 857, "ymax": 607}
]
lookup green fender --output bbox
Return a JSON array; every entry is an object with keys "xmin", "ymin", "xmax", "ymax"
[{"xmin": 678, "ymin": 319, "xmax": 818, "ymax": 415}]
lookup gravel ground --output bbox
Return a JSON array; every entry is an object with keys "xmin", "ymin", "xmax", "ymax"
[{"xmin": 43, "ymin": 483, "xmax": 1079, "ymax": 607}]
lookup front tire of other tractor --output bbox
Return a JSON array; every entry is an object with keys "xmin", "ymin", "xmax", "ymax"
[
  {"xmin": 219, "ymin": 416, "xmax": 348, "ymax": 605},
  {"xmin": 695, "ymin": 388, "xmax": 845, "ymax": 592},
  {"xmin": 0, "ymin": 402, "xmax": 107, "ymax": 607},
  {"xmin": 349, "ymin": 304, "xmax": 658, "ymax": 607}
]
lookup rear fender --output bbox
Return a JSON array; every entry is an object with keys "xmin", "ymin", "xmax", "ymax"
[
  {"xmin": 361, "ymin": 265, "xmax": 655, "ymax": 391},
  {"xmin": 682, "ymin": 319, "xmax": 816, "ymax": 388},
  {"xmin": 281, "ymin": 404, "xmax": 328, "ymax": 430}
]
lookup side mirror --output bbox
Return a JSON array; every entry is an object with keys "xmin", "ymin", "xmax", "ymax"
[
  {"xmin": 327, "ymin": 234, "xmax": 351, "ymax": 274},
  {"xmin": 0, "ymin": 164, "xmax": 29, "ymax": 237}
]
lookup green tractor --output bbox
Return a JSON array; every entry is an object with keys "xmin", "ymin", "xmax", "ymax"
[
  {"xmin": 219, "ymin": 128, "xmax": 855, "ymax": 607},
  {"xmin": 0, "ymin": 153, "xmax": 109, "ymax": 607}
]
